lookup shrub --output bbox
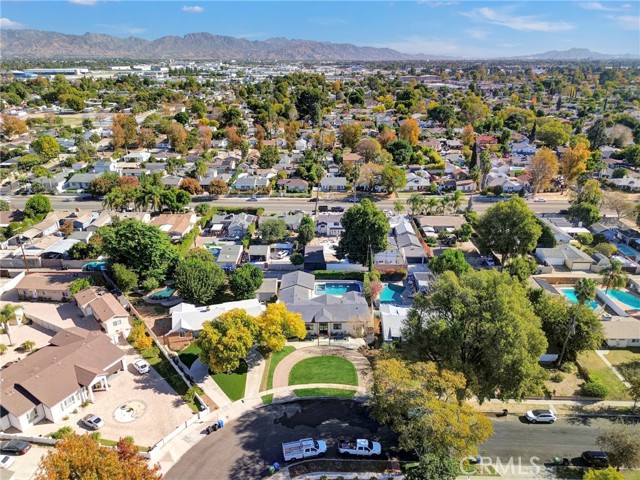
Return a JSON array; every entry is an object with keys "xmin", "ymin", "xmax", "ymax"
[
  {"xmin": 80, "ymin": 400, "xmax": 92, "ymax": 408},
  {"xmin": 141, "ymin": 277, "xmax": 160, "ymax": 292},
  {"xmin": 290, "ymin": 252, "xmax": 304, "ymax": 266},
  {"xmin": 0, "ymin": 344, "xmax": 7, "ymax": 355},
  {"xmin": 582, "ymin": 381, "xmax": 608, "ymax": 398},
  {"xmin": 20, "ymin": 340, "xmax": 36, "ymax": 352},
  {"xmin": 128, "ymin": 320, "xmax": 153, "ymax": 350},
  {"xmin": 550, "ymin": 372, "xmax": 565, "ymax": 383},
  {"xmin": 48, "ymin": 426, "xmax": 73, "ymax": 439},
  {"xmin": 379, "ymin": 268, "xmax": 408, "ymax": 281},
  {"xmin": 313, "ymin": 270, "xmax": 365, "ymax": 281},
  {"xmin": 560, "ymin": 361, "xmax": 577, "ymax": 374}
]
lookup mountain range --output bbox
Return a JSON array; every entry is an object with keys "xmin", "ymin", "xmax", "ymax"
[{"xmin": 1, "ymin": 30, "xmax": 637, "ymax": 61}]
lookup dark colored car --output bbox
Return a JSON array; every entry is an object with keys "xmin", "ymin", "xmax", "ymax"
[
  {"xmin": 0, "ymin": 440, "xmax": 31, "ymax": 455},
  {"xmin": 330, "ymin": 206, "xmax": 345, "ymax": 213},
  {"xmin": 318, "ymin": 205, "xmax": 329, "ymax": 212},
  {"xmin": 582, "ymin": 451, "xmax": 609, "ymax": 468}
]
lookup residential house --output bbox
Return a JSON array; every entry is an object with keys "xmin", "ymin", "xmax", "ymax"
[
  {"xmin": 65, "ymin": 211, "xmax": 98, "ymax": 231},
  {"xmin": 342, "ymin": 152, "xmax": 364, "ymax": 166},
  {"xmin": 248, "ymin": 244, "xmax": 270, "ymax": 263},
  {"xmin": 94, "ymin": 158, "xmax": 121, "ymax": 174},
  {"xmin": 165, "ymin": 299, "xmax": 264, "ymax": 342},
  {"xmin": 279, "ymin": 271, "xmax": 371, "ymax": 337},
  {"xmin": 379, "ymin": 304, "xmax": 409, "ymax": 342},
  {"xmin": 417, "ymin": 215, "xmax": 467, "ymax": 233},
  {"xmin": 454, "ymin": 179, "xmax": 477, "ymax": 192},
  {"xmin": 0, "ymin": 210, "xmax": 23, "ymax": 228},
  {"xmin": 304, "ymin": 245, "xmax": 327, "ymax": 271},
  {"xmin": 40, "ymin": 239, "xmax": 81, "ymax": 260},
  {"xmin": 75, "ymin": 287, "xmax": 131, "ymax": 342},
  {"xmin": 316, "ymin": 214, "xmax": 344, "ymax": 236},
  {"xmin": 255, "ymin": 278, "xmax": 278, "ymax": 302},
  {"xmin": 216, "ymin": 244, "xmax": 243, "ymax": 270},
  {"xmin": 276, "ymin": 178, "xmax": 309, "ymax": 192},
  {"xmin": 85, "ymin": 211, "xmax": 112, "ymax": 232},
  {"xmin": 402, "ymin": 173, "xmax": 430, "ymax": 191},
  {"xmin": 259, "ymin": 213, "xmax": 303, "ymax": 232},
  {"xmin": 320, "ymin": 177, "xmax": 347, "ymax": 192},
  {"xmin": 486, "ymin": 173, "xmax": 522, "ymax": 192},
  {"xmin": 149, "ymin": 213, "xmax": 197, "ymax": 241},
  {"xmin": 232, "ymin": 176, "xmax": 270, "ymax": 191},
  {"xmin": 66, "ymin": 173, "xmax": 101, "ymax": 191},
  {"xmin": 123, "ymin": 151, "xmax": 151, "ymax": 163},
  {"xmin": 15, "ymin": 272, "xmax": 89, "ymax": 301},
  {"xmin": 535, "ymin": 245, "xmax": 595, "ymax": 271},
  {"xmin": 32, "ymin": 172, "xmax": 67, "ymax": 194},
  {"xmin": 510, "ymin": 141, "xmax": 536, "ymax": 155},
  {"xmin": 601, "ymin": 317, "xmax": 640, "ymax": 348},
  {"xmin": 0, "ymin": 328, "xmax": 126, "ymax": 432},
  {"xmin": 161, "ymin": 176, "xmax": 183, "ymax": 189},
  {"xmin": 476, "ymin": 135, "xmax": 498, "ymax": 149}
]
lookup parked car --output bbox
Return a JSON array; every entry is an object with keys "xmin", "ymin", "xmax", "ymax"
[
  {"xmin": 277, "ymin": 250, "xmax": 289, "ymax": 259},
  {"xmin": 132, "ymin": 358, "xmax": 150, "ymax": 374},
  {"xmin": 318, "ymin": 205, "xmax": 329, "ymax": 212},
  {"xmin": 582, "ymin": 451, "xmax": 609, "ymax": 468},
  {"xmin": 525, "ymin": 409, "xmax": 556, "ymax": 424},
  {"xmin": 81, "ymin": 414, "xmax": 105, "ymax": 430},
  {"xmin": 248, "ymin": 196, "xmax": 258, "ymax": 202},
  {"xmin": 533, "ymin": 197, "xmax": 547, "ymax": 203},
  {"xmin": 330, "ymin": 206, "xmax": 345, "ymax": 212},
  {"xmin": 0, "ymin": 440, "xmax": 31, "ymax": 455},
  {"xmin": 0, "ymin": 455, "xmax": 15, "ymax": 469}
]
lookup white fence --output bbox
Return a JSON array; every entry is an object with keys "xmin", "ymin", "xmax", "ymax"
[{"xmin": 0, "ymin": 432, "xmax": 58, "ymax": 447}]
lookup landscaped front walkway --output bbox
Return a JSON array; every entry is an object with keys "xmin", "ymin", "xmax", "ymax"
[{"xmin": 271, "ymin": 346, "xmax": 372, "ymax": 390}]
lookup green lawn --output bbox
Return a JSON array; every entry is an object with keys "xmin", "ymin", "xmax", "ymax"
[
  {"xmin": 294, "ymin": 388, "xmax": 356, "ymax": 398},
  {"xmin": 140, "ymin": 346, "xmax": 199, "ymax": 412},
  {"xmin": 578, "ymin": 351, "xmax": 630, "ymax": 400},
  {"xmin": 211, "ymin": 361, "xmax": 248, "ymax": 402},
  {"xmin": 261, "ymin": 394, "xmax": 274, "ymax": 405},
  {"xmin": 264, "ymin": 346, "xmax": 295, "ymax": 391},
  {"xmin": 289, "ymin": 356, "xmax": 358, "ymax": 386},
  {"xmin": 604, "ymin": 348, "xmax": 640, "ymax": 381},
  {"xmin": 178, "ymin": 343, "xmax": 202, "ymax": 368}
]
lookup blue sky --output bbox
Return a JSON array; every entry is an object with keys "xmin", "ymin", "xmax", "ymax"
[{"xmin": 1, "ymin": 1, "xmax": 638, "ymax": 57}]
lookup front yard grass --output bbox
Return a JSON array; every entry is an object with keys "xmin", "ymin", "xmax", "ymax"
[
  {"xmin": 262, "ymin": 346, "xmax": 295, "ymax": 391},
  {"xmin": 288, "ymin": 356, "xmax": 358, "ymax": 386},
  {"xmin": 261, "ymin": 394, "xmax": 273, "ymax": 405},
  {"xmin": 577, "ymin": 351, "xmax": 630, "ymax": 400},
  {"xmin": 604, "ymin": 348, "xmax": 640, "ymax": 381},
  {"xmin": 140, "ymin": 346, "xmax": 199, "ymax": 412},
  {"xmin": 294, "ymin": 388, "xmax": 356, "ymax": 399},
  {"xmin": 178, "ymin": 342, "xmax": 201, "ymax": 368},
  {"xmin": 211, "ymin": 361, "xmax": 248, "ymax": 402}
]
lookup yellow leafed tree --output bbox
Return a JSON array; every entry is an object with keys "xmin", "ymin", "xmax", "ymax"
[
  {"xmin": 560, "ymin": 141, "xmax": 590, "ymax": 185},
  {"xmin": 257, "ymin": 303, "xmax": 306, "ymax": 352},
  {"xmin": 399, "ymin": 118, "xmax": 420, "ymax": 146}
]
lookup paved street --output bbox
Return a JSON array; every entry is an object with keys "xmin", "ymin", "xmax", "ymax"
[
  {"xmin": 165, "ymin": 399, "xmax": 626, "ymax": 480},
  {"xmin": 4, "ymin": 194, "xmax": 575, "ymax": 215}
]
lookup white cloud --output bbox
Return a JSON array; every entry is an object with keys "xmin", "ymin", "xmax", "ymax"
[
  {"xmin": 463, "ymin": 7, "xmax": 573, "ymax": 32},
  {"xmin": 465, "ymin": 29, "xmax": 489, "ymax": 39},
  {"xmin": 181, "ymin": 5, "xmax": 204, "ymax": 13},
  {"xmin": 580, "ymin": 2, "xmax": 618, "ymax": 11},
  {"xmin": 608, "ymin": 14, "xmax": 640, "ymax": 29},
  {"xmin": 96, "ymin": 24, "xmax": 146, "ymax": 35},
  {"xmin": 417, "ymin": 0, "xmax": 459, "ymax": 6},
  {"xmin": 69, "ymin": 0, "xmax": 98, "ymax": 5},
  {"xmin": 0, "ymin": 18, "xmax": 24, "ymax": 29},
  {"xmin": 379, "ymin": 36, "xmax": 459, "ymax": 55}
]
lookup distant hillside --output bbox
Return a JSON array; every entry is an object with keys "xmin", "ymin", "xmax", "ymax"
[
  {"xmin": 0, "ymin": 29, "xmax": 455, "ymax": 61},
  {"xmin": 513, "ymin": 48, "xmax": 638, "ymax": 60}
]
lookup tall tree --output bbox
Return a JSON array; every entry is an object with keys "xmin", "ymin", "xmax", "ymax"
[
  {"xmin": 336, "ymin": 199, "xmax": 389, "ymax": 267},
  {"xmin": 24, "ymin": 194, "xmax": 52, "ymax": 218},
  {"xmin": 35, "ymin": 434, "xmax": 162, "ymax": 480},
  {"xmin": 208, "ymin": 178, "xmax": 229, "ymax": 196},
  {"xmin": 537, "ymin": 120, "xmax": 570, "ymax": 148},
  {"xmin": 258, "ymin": 145, "xmax": 279, "ymax": 168},
  {"xmin": 371, "ymin": 358, "xmax": 493, "ymax": 457},
  {"xmin": 587, "ymin": 119, "xmax": 608, "ymax": 150},
  {"xmin": 529, "ymin": 147, "xmax": 559, "ymax": 195},
  {"xmin": 0, "ymin": 304, "xmax": 20, "ymax": 346},
  {"xmin": 197, "ymin": 309, "xmax": 258, "ymax": 373},
  {"xmin": 402, "ymin": 270, "xmax": 548, "ymax": 401},
  {"xmin": 256, "ymin": 303, "xmax": 306, "ymax": 352},
  {"xmin": 560, "ymin": 142, "xmax": 589, "ymax": 185},
  {"xmin": 229, "ymin": 264, "xmax": 264, "ymax": 300},
  {"xmin": 339, "ymin": 123, "xmax": 363, "ymax": 150},
  {"xmin": 399, "ymin": 118, "xmax": 420, "ymax": 146},
  {"xmin": 476, "ymin": 197, "xmax": 542, "ymax": 265},
  {"xmin": 174, "ymin": 250, "xmax": 227, "ymax": 305},
  {"xmin": 31, "ymin": 135, "xmax": 61, "ymax": 161},
  {"xmin": 600, "ymin": 259, "xmax": 628, "ymax": 293},
  {"xmin": 602, "ymin": 191, "xmax": 635, "ymax": 220},
  {"xmin": 597, "ymin": 421, "xmax": 640, "ymax": 469},
  {"xmin": 297, "ymin": 215, "xmax": 315, "ymax": 246},
  {"xmin": 381, "ymin": 163, "xmax": 407, "ymax": 193},
  {"xmin": 429, "ymin": 249, "xmax": 471, "ymax": 277},
  {"xmin": 356, "ymin": 138, "xmax": 382, "ymax": 163},
  {"xmin": 1, "ymin": 114, "xmax": 27, "ymax": 139}
]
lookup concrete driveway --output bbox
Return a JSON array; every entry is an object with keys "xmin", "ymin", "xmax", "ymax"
[{"xmin": 2, "ymin": 445, "xmax": 50, "ymax": 480}]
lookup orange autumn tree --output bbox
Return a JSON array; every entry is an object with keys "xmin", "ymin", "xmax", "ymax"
[
  {"xmin": 399, "ymin": 118, "xmax": 420, "ymax": 146},
  {"xmin": 35, "ymin": 433, "xmax": 161, "ymax": 480}
]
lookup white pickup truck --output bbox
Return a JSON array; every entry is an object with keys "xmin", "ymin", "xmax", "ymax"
[
  {"xmin": 282, "ymin": 438, "xmax": 327, "ymax": 462},
  {"xmin": 337, "ymin": 438, "xmax": 382, "ymax": 457}
]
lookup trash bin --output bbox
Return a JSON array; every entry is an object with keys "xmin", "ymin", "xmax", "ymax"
[
  {"xmin": 217, "ymin": 419, "xmax": 224, "ymax": 429},
  {"xmin": 273, "ymin": 462, "xmax": 280, "ymax": 472},
  {"xmin": 268, "ymin": 466, "xmax": 275, "ymax": 475}
]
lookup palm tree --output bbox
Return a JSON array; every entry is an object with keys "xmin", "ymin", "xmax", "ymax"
[
  {"xmin": 558, "ymin": 278, "xmax": 598, "ymax": 366},
  {"xmin": 393, "ymin": 200, "xmax": 404, "ymax": 215},
  {"xmin": 0, "ymin": 304, "xmax": 18, "ymax": 346},
  {"xmin": 600, "ymin": 259, "xmax": 628, "ymax": 293},
  {"xmin": 426, "ymin": 198, "xmax": 439, "ymax": 216},
  {"xmin": 407, "ymin": 194, "xmax": 424, "ymax": 216},
  {"xmin": 452, "ymin": 190, "xmax": 463, "ymax": 212},
  {"xmin": 438, "ymin": 196, "xmax": 450, "ymax": 215}
]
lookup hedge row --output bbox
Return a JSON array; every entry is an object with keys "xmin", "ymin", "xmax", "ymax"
[{"xmin": 312, "ymin": 270, "xmax": 365, "ymax": 281}]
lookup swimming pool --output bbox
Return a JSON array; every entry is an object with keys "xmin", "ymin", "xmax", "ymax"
[
  {"xmin": 380, "ymin": 284, "xmax": 404, "ymax": 304},
  {"xmin": 315, "ymin": 282, "xmax": 361, "ymax": 296},
  {"xmin": 605, "ymin": 289, "xmax": 640, "ymax": 309},
  {"xmin": 151, "ymin": 287, "xmax": 176, "ymax": 300},
  {"xmin": 560, "ymin": 288, "xmax": 599, "ymax": 310},
  {"xmin": 615, "ymin": 243, "xmax": 640, "ymax": 257}
]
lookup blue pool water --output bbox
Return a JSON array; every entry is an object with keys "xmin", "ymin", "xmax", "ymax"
[
  {"xmin": 151, "ymin": 287, "xmax": 175, "ymax": 300},
  {"xmin": 606, "ymin": 289, "xmax": 640, "ymax": 309},
  {"xmin": 561, "ymin": 288, "xmax": 598, "ymax": 310},
  {"xmin": 315, "ymin": 282, "xmax": 361, "ymax": 296},
  {"xmin": 380, "ymin": 284, "xmax": 404, "ymax": 304},
  {"xmin": 615, "ymin": 243, "xmax": 639, "ymax": 257}
]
